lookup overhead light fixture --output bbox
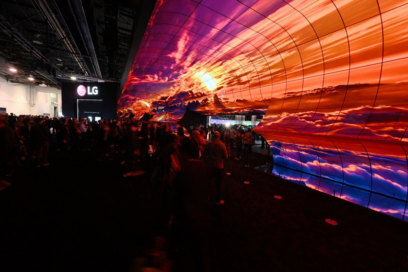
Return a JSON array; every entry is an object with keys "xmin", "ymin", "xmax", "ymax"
[
  {"xmin": 33, "ymin": 33, "xmax": 43, "ymax": 45},
  {"xmin": 98, "ymin": 79, "xmax": 105, "ymax": 82},
  {"xmin": 39, "ymin": 82, "xmax": 48, "ymax": 87},
  {"xmin": 28, "ymin": 76, "xmax": 34, "ymax": 81},
  {"xmin": 9, "ymin": 67, "xmax": 17, "ymax": 73},
  {"xmin": 70, "ymin": 76, "xmax": 77, "ymax": 80},
  {"xmin": 56, "ymin": 58, "xmax": 63, "ymax": 66}
]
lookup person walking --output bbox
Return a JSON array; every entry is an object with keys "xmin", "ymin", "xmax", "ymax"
[
  {"xmin": 243, "ymin": 128, "xmax": 253, "ymax": 166},
  {"xmin": 203, "ymin": 131, "xmax": 228, "ymax": 205},
  {"xmin": 234, "ymin": 130, "xmax": 243, "ymax": 160},
  {"xmin": 79, "ymin": 118, "xmax": 88, "ymax": 150},
  {"xmin": 69, "ymin": 118, "xmax": 81, "ymax": 153},
  {"xmin": 30, "ymin": 118, "xmax": 49, "ymax": 167},
  {"xmin": 191, "ymin": 130, "xmax": 206, "ymax": 159},
  {"xmin": 223, "ymin": 129, "xmax": 232, "ymax": 158},
  {"xmin": 0, "ymin": 119, "xmax": 17, "ymax": 177}
]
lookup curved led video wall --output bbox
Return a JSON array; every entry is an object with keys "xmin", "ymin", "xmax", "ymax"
[{"xmin": 120, "ymin": 0, "xmax": 408, "ymax": 219}]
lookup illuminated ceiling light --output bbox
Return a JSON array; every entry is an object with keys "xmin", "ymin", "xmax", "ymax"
[
  {"xmin": 28, "ymin": 76, "xmax": 34, "ymax": 81},
  {"xmin": 32, "ymin": 33, "xmax": 43, "ymax": 45},
  {"xmin": 39, "ymin": 82, "xmax": 48, "ymax": 87},
  {"xmin": 194, "ymin": 71, "xmax": 217, "ymax": 91},
  {"xmin": 70, "ymin": 76, "xmax": 77, "ymax": 81},
  {"xmin": 9, "ymin": 67, "xmax": 17, "ymax": 73},
  {"xmin": 56, "ymin": 58, "xmax": 63, "ymax": 66}
]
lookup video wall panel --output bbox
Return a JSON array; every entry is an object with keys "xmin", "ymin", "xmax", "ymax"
[
  {"xmin": 119, "ymin": 0, "xmax": 408, "ymax": 218},
  {"xmin": 263, "ymin": 131, "xmax": 408, "ymax": 220}
]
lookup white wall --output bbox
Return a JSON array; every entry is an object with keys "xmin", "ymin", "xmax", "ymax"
[
  {"xmin": 0, "ymin": 79, "xmax": 30, "ymax": 115},
  {"xmin": 0, "ymin": 79, "xmax": 61, "ymax": 117},
  {"xmin": 36, "ymin": 91, "xmax": 50, "ymax": 116},
  {"xmin": 36, "ymin": 86, "xmax": 61, "ymax": 117},
  {"xmin": 58, "ymin": 92, "xmax": 62, "ymax": 116}
]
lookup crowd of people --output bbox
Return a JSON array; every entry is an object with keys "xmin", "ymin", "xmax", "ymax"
[
  {"xmin": 118, "ymin": 121, "xmax": 265, "ymax": 206},
  {"xmin": 0, "ymin": 113, "xmax": 128, "ymax": 177},
  {"xmin": 0, "ymin": 112, "xmax": 269, "ymax": 271},
  {"xmin": 0, "ymin": 112, "xmax": 265, "ymax": 201}
]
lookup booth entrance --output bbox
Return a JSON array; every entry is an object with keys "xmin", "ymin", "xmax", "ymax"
[
  {"xmin": 77, "ymin": 99, "xmax": 103, "ymax": 121},
  {"xmin": 87, "ymin": 116, "xmax": 102, "ymax": 122}
]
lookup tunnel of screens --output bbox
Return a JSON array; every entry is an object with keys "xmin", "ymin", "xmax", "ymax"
[{"xmin": 119, "ymin": 0, "xmax": 408, "ymax": 219}]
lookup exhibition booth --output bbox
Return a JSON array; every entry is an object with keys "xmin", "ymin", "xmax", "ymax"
[{"xmin": 61, "ymin": 82, "xmax": 118, "ymax": 121}]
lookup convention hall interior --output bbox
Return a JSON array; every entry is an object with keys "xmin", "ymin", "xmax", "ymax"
[{"xmin": 1, "ymin": 0, "xmax": 408, "ymax": 271}]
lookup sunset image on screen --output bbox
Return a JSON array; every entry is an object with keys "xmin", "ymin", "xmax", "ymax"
[{"xmin": 119, "ymin": 0, "xmax": 408, "ymax": 219}]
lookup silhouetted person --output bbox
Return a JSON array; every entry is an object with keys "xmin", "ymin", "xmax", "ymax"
[
  {"xmin": 69, "ymin": 119, "xmax": 81, "ymax": 153},
  {"xmin": 261, "ymin": 135, "xmax": 266, "ymax": 148},
  {"xmin": 243, "ymin": 128, "xmax": 253, "ymax": 166},
  {"xmin": 234, "ymin": 130, "xmax": 243, "ymax": 160},
  {"xmin": 79, "ymin": 118, "xmax": 88, "ymax": 150},
  {"xmin": 177, "ymin": 126, "xmax": 184, "ymax": 138},
  {"xmin": 223, "ymin": 129, "xmax": 232, "ymax": 158},
  {"xmin": 0, "ymin": 119, "xmax": 17, "ymax": 177},
  {"xmin": 15, "ymin": 116, "xmax": 24, "ymax": 133},
  {"xmin": 60, "ymin": 118, "xmax": 70, "ymax": 157},
  {"xmin": 30, "ymin": 118, "xmax": 49, "ymax": 167},
  {"xmin": 191, "ymin": 130, "xmax": 206, "ymax": 158},
  {"xmin": 7, "ymin": 113, "xmax": 16, "ymax": 129},
  {"xmin": 124, "ymin": 123, "xmax": 141, "ymax": 168},
  {"xmin": 203, "ymin": 131, "xmax": 228, "ymax": 205}
]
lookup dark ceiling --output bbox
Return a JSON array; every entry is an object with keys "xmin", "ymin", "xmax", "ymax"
[{"xmin": 0, "ymin": 0, "xmax": 156, "ymax": 89}]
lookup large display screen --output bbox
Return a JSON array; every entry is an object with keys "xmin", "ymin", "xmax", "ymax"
[
  {"xmin": 77, "ymin": 99, "xmax": 103, "ymax": 120},
  {"xmin": 119, "ymin": 0, "xmax": 408, "ymax": 219},
  {"xmin": 62, "ymin": 82, "xmax": 118, "ymax": 120}
]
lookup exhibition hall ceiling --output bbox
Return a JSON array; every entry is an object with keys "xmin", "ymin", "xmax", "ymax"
[
  {"xmin": 0, "ymin": 0, "xmax": 151, "ymax": 87},
  {"xmin": 120, "ymin": 0, "xmax": 408, "ymax": 219}
]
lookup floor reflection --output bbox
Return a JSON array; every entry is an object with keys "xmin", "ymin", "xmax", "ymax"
[{"xmin": 254, "ymin": 161, "xmax": 408, "ymax": 221}]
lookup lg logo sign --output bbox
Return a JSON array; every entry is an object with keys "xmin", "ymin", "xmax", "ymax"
[{"xmin": 77, "ymin": 85, "xmax": 99, "ymax": 96}]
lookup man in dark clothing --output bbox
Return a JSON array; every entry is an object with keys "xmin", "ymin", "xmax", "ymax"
[
  {"xmin": 30, "ymin": 118, "xmax": 49, "ymax": 167},
  {"xmin": 79, "ymin": 118, "xmax": 88, "ymax": 150},
  {"xmin": 124, "ymin": 123, "xmax": 141, "ymax": 168},
  {"xmin": 43, "ymin": 116, "xmax": 51, "ymax": 139},
  {"xmin": 243, "ymin": 128, "xmax": 253, "ymax": 166},
  {"xmin": 69, "ymin": 119, "xmax": 81, "ymax": 153},
  {"xmin": 60, "ymin": 118, "xmax": 70, "ymax": 157},
  {"xmin": 15, "ymin": 116, "xmax": 24, "ymax": 132},
  {"xmin": 203, "ymin": 131, "xmax": 228, "ymax": 205},
  {"xmin": 0, "ymin": 120, "xmax": 17, "ymax": 177},
  {"xmin": 7, "ymin": 113, "xmax": 16, "ymax": 129},
  {"xmin": 20, "ymin": 119, "xmax": 34, "ymax": 158}
]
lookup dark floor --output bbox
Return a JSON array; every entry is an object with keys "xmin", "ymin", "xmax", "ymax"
[{"xmin": 1, "ymin": 147, "xmax": 408, "ymax": 272}]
